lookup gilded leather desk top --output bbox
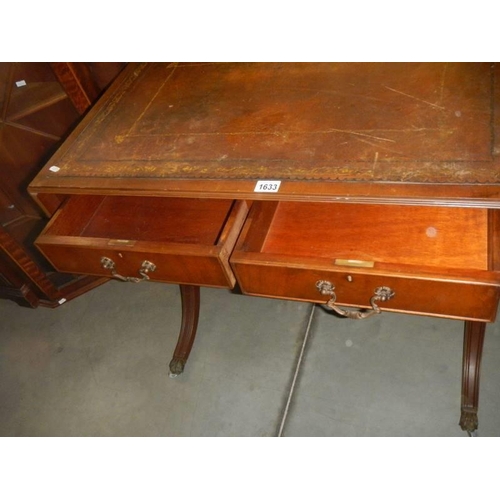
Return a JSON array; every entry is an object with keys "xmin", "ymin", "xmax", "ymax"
[{"xmin": 30, "ymin": 62, "xmax": 500, "ymax": 207}]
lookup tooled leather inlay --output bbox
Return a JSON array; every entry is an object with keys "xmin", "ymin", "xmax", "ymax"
[{"xmin": 52, "ymin": 62, "xmax": 500, "ymax": 185}]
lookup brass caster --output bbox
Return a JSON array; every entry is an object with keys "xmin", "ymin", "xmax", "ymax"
[
  {"xmin": 459, "ymin": 410, "xmax": 478, "ymax": 436},
  {"xmin": 169, "ymin": 358, "xmax": 185, "ymax": 378}
]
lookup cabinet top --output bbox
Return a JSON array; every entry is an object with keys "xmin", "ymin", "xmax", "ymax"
[{"xmin": 30, "ymin": 62, "xmax": 500, "ymax": 207}]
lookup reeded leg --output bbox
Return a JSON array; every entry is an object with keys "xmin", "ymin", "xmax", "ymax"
[
  {"xmin": 169, "ymin": 285, "xmax": 200, "ymax": 377},
  {"xmin": 459, "ymin": 320, "xmax": 486, "ymax": 435}
]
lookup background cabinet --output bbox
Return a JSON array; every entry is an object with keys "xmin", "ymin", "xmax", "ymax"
[{"xmin": 0, "ymin": 62, "xmax": 125, "ymax": 307}]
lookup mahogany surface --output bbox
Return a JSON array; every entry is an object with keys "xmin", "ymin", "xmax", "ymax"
[
  {"xmin": 261, "ymin": 203, "xmax": 489, "ymax": 270},
  {"xmin": 28, "ymin": 63, "xmax": 500, "ymax": 433},
  {"xmin": 0, "ymin": 62, "xmax": 123, "ymax": 307},
  {"xmin": 169, "ymin": 285, "xmax": 201, "ymax": 376},
  {"xmin": 460, "ymin": 321, "xmax": 486, "ymax": 433},
  {"xmin": 42, "ymin": 195, "xmax": 234, "ymax": 243},
  {"xmin": 36, "ymin": 196, "xmax": 249, "ymax": 288},
  {"xmin": 30, "ymin": 62, "xmax": 500, "ymax": 209}
]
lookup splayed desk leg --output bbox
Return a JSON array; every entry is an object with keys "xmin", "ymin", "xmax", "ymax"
[
  {"xmin": 169, "ymin": 285, "xmax": 200, "ymax": 377},
  {"xmin": 459, "ymin": 320, "xmax": 485, "ymax": 436}
]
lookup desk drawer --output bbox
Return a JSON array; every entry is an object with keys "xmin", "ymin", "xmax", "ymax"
[
  {"xmin": 230, "ymin": 202, "xmax": 500, "ymax": 321},
  {"xmin": 36, "ymin": 196, "xmax": 249, "ymax": 288}
]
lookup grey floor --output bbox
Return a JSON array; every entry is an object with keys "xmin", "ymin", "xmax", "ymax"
[{"xmin": 1, "ymin": 279, "xmax": 499, "ymax": 436}]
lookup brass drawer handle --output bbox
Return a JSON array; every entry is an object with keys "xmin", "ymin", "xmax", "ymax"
[
  {"xmin": 100, "ymin": 256, "xmax": 156, "ymax": 283},
  {"xmin": 315, "ymin": 280, "xmax": 395, "ymax": 319}
]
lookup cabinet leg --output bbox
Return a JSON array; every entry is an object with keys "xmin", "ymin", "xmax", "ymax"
[
  {"xmin": 459, "ymin": 320, "xmax": 486, "ymax": 435},
  {"xmin": 169, "ymin": 285, "xmax": 200, "ymax": 377}
]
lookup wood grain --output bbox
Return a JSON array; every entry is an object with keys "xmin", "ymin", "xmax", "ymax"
[
  {"xmin": 262, "ymin": 202, "xmax": 489, "ymax": 270},
  {"xmin": 36, "ymin": 197, "xmax": 248, "ymax": 288},
  {"xmin": 30, "ymin": 62, "xmax": 500, "ymax": 210}
]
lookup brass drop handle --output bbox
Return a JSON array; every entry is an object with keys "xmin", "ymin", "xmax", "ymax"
[
  {"xmin": 315, "ymin": 280, "xmax": 395, "ymax": 319},
  {"xmin": 100, "ymin": 257, "xmax": 156, "ymax": 283}
]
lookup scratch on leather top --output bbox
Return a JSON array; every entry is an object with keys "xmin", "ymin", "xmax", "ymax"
[{"xmin": 39, "ymin": 62, "xmax": 500, "ymax": 185}]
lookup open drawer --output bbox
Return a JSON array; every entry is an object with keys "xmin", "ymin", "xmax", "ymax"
[
  {"xmin": 230, "ymin": 201, "xmax": 500, "ymax": 321},
  {"xmin": 36, "ymin": 195, "xmax": 249, "ymax": 288}
]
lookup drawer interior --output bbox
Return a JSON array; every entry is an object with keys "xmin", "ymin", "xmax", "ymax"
[
  {"xmin": 43, "ymin": 195, "xmax": 235, "ymax": 246},
  {"xmin": 238, "ymin": 201, "xmax": 493, "ymax": 272}
]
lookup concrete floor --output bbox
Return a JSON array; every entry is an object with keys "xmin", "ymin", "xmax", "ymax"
[{"xmin": 1, "ymin": 279, "xmax": 499, "ymax": 436}]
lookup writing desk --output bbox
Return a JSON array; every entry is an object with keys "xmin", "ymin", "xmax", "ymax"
[{"xmin": 29, "ymin": 63, "xmax": 500, "ymax": 435}]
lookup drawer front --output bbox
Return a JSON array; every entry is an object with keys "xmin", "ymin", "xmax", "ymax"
[
  {"xmin": 231, "ymin": 261, "xmax": 500, "ymax": 321},
  {"xmin": 38, "ymin": 244, "xmax": 235, "ymax": 287},
  {"xmin": 36, "ymin": 197, "xmax": 249, "ymax": 289}
]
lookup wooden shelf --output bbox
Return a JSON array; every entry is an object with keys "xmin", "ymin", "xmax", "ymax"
[{"xmin": 7, "ymin": 82, "xmax": 68, "ymax": 121}]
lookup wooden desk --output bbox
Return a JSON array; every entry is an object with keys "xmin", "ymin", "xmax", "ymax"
[{"xmin": 29, "ymin": 63, "xmax": 500, "ymax": 435}]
